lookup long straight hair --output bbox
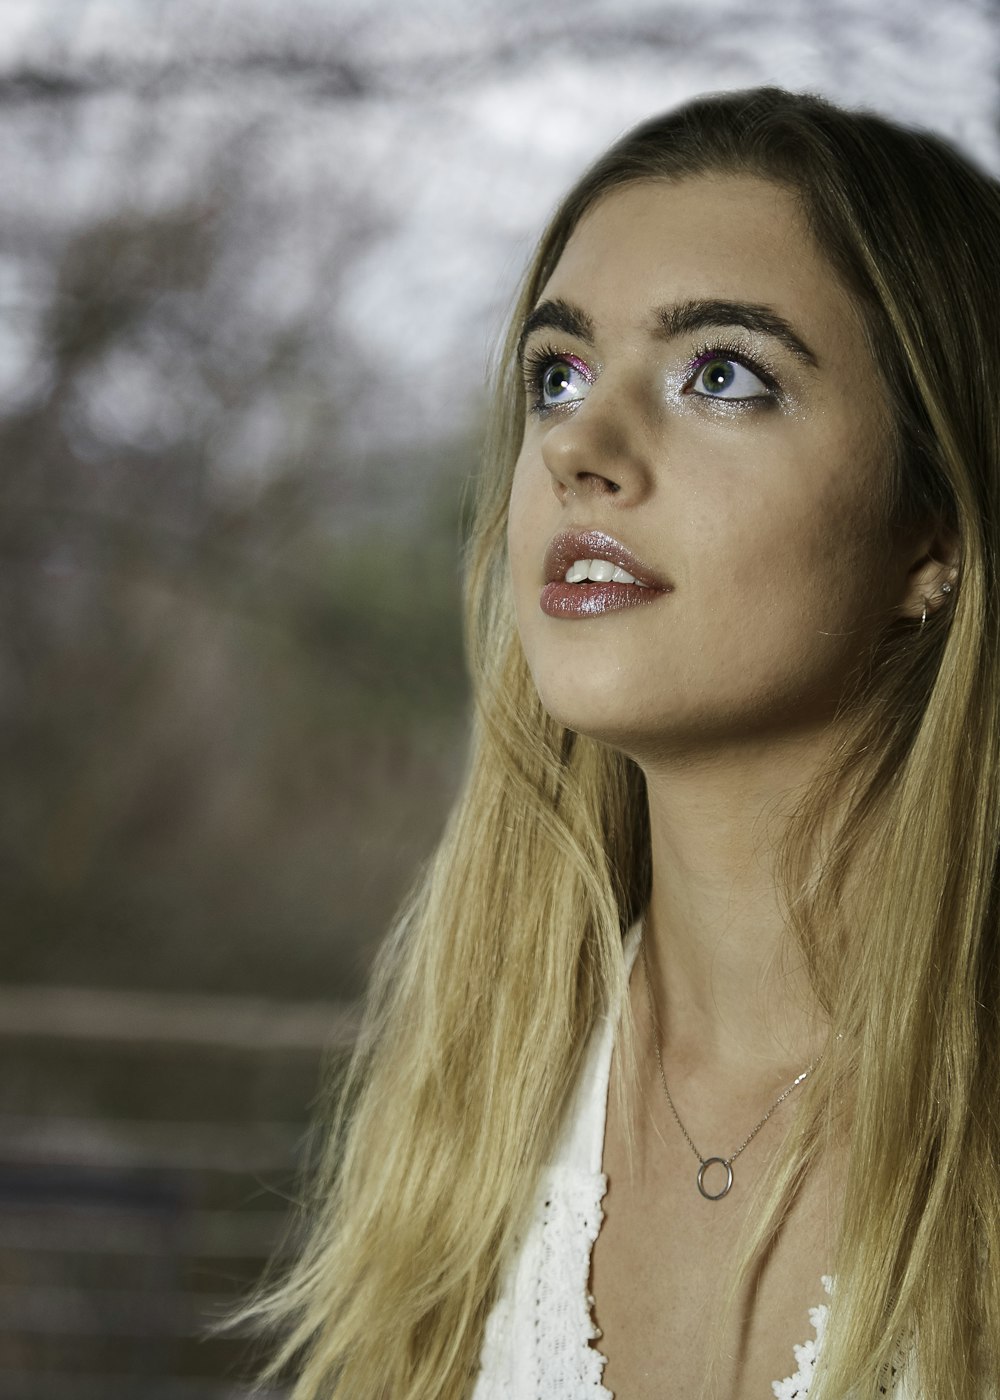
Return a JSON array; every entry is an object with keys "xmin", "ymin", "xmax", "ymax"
[{"xmin": 236, "ymin": 89, "xmax": 1000, "ymax": 1398}]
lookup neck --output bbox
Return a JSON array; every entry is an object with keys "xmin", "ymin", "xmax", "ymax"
[{"xmin": 638, "ymin": 727, "xmax": 838, "ymax": 1078}]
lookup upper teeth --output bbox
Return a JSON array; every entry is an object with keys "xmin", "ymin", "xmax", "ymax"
[{"xmin": 564, "ymin": 559, "xmax": 649, "ymax": 586}]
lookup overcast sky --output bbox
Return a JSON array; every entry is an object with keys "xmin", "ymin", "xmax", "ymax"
[{"xmin": 2, "ymin": 0, "xmax": 999, "ymax": 486}]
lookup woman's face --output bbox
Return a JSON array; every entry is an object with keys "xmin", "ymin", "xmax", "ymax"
[{"xmin": 507, "ymin": 174, "xmax": 919, "ymax": 762}]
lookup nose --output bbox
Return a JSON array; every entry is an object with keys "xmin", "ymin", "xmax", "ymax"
[{"xmin": 540, "ymin": 386, "xmax": 653, "ymax": 504}]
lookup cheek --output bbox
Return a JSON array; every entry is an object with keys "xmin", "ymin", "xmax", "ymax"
[
  {"xmin": 685, "ymin": 446, "xmax": 894, "ymax": 687},
  {"xmin": 784, "ymin": 443, "xmax": 895, "ymax": 606},
  {"xmin": 719, "ymin": 425, "xmax": 889, "ymax": 586}
]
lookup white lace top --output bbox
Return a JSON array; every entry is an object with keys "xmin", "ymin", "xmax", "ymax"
[{"xmin": 472, "ymin": 926, "xmax": 913, "ymax": 1399}]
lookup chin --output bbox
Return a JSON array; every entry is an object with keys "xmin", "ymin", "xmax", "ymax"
[
  {"xmin": 531, "ymin": 675, "xmax": 604, "ymax": 729},
  {"xmin": 531, "ymin": 678, "xmax": 660, "ymax": 754}
]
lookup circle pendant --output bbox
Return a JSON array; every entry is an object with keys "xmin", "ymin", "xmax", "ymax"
[{"xmin": 697, "ymin": 1157, "xmax": 734, "ymax": 1201}]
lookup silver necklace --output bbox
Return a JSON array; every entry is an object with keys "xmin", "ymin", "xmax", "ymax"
[{"xmin": 640, "ymin": 933, "xmax": 818, "ymax": 1201}]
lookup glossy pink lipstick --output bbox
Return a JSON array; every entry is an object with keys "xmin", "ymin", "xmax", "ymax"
[{"xmin": 541, "ymin": 529, "xmax": 672, "ymax": 619}]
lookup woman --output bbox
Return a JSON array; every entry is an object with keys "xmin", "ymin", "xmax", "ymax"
[{"xmin": 244, "ymin": 88, "xmax": 1000, "ymax": 1397}]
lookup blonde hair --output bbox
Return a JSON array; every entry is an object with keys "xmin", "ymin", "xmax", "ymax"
[{"xmin": 238, "ymin": 89, "xmax": 1000, "ymax": 1398}]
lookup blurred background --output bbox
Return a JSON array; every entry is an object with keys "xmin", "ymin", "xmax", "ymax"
[{"xmin": 1, "ymin": 0, "xmax": 998, "ymax": 1395}]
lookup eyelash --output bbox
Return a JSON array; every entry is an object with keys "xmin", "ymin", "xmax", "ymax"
[
  {"xmin": 686, "ymin": 337, "xmax": 782, "ymax": 402},
  {"xmin": 520, "ymin": 337, "xmax": 783, "ymax": 413},
  {"xmin": 520, "ymin": 342, "xmax": 592, "ymax": 413}
]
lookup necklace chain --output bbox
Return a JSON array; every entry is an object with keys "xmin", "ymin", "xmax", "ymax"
[{"xmin": 639, "ymin": 931, "xmax": 818, "ymax": 1200}]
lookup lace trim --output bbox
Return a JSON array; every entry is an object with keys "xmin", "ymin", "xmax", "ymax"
[
  {"xmin": 771, "ymin": 1276, "xmax": 833, "ymax": 1399},
  {"xmin": 538, "ymin": 1168, "xmax": 612, "ymax": 1394},
  {"xmin": 472, "ymin": 1165, "xmax": 613, "ymax": 1398}
]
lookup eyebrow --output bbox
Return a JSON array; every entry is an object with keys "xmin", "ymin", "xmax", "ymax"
[
  {"xmin": 516, "ymin": 298, "xmax": 595, "ymax": 365},
  {"xmin": 657, "ymin": 298, "xmax": 819, "ymax": 367},
  {"xmin": 516, "ymin": 295, "xmax": 819, "ymax": 368}
]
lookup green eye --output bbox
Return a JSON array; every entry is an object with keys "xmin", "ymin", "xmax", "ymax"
[
  {"xmin": 686, "ymin": 352, "xmax": 773, "ymax": 400},
  {"xmin": 699, "ymin": 359, "xmax": 736, "ymax": 393},
  {"xmin": 543, "ymin": 362, "xmax": 575, "ymax": 399},
  {"xmin": 523, "ymin": 348, "xmax": 593, "ymax": 411}
]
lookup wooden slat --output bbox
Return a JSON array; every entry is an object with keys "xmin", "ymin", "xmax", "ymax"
[
  {"xmin": 0, "ymin": 1374, "xmax": 286, "ymax": 1400},
  {"xmin": 0, "ymin": 1206, "xmax": 291, "ymax": 1257},
  {"xmin": 0, "ymin": 1116, "xmax": 303, "ymax": 1172},
  {"xmin": 0, "ymin": 986, "xmax": 360, "ymax": 1050},
  {"xmin": 0, "ymin": 1329, "xmax": 277, "ymax": 1378},
  {"xmin": 0, "ymin": 1020, "xmax": 320, "ymax": 1390}
]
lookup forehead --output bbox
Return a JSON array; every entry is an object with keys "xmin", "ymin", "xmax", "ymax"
[{"xmin": 543, "ymin": 175, "xmax": 866, "ymax": 355}]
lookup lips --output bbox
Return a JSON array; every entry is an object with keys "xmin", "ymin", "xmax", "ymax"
[
  {"xmin": 540, "ymin": 529, "xmax": 672, "ymax": 619},
  {"xmin": 543, "ymin": 530, "xmax": 671, "ymax": 589}
]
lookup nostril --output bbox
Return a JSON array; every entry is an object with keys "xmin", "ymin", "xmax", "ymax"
[{"xmin": 574, "ymin": 471, "xmax": 621, "ymax": 494}]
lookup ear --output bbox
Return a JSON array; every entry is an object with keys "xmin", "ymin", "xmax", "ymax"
[{"xmin": 897, "ymin": 517, "xmax": 960, "ymax": 623}]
